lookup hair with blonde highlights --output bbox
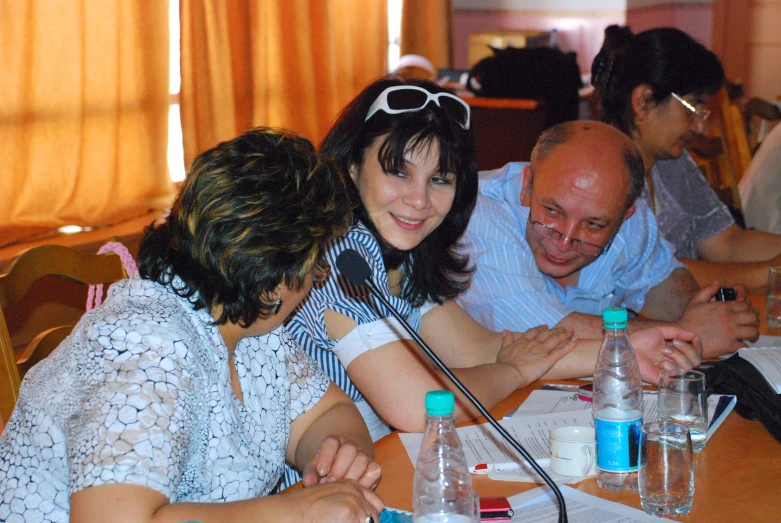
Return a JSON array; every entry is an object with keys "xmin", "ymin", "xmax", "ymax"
[{"xmin": 139, "ymin": 127, "xmax": 352, "ymax": 326}]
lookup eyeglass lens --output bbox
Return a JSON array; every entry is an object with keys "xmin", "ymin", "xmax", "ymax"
[
  {"xmin": 531, "ymin": 222, "xmax": 603, "ymax": 256},
  {"xmin": 386, "ymin": 88, "xmax": 429, "ymax": 110},
  {"xmin": 386, "ymin": 89, "xmax": 469, "ymax": 126}
]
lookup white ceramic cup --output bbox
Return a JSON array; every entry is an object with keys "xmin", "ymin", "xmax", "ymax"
[{"xmin": 549, "ymin": 426, "xmax": 596, "ymax": 477}]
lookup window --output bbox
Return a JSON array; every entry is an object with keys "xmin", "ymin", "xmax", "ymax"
[
  {"xmin": 168, "ymin": 0, "xmax": 185, "ymax": 183},
  {"xmin": 166, "ymin": 1, "xmax": 402, "ymax": 183}
]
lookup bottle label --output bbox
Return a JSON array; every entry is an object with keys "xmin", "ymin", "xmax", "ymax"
[{"xmin": 595, "ymin": 416, "xmax": 643, "ymax": 472}]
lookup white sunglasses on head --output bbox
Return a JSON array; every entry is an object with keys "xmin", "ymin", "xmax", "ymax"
[{"xmin": 364, "ymin": 85, "xmax": 471, "ymax": 129}]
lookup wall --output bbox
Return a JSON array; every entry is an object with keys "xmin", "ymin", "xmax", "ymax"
[
  {"xmin": 453, "ymin": 0, "xmax": 715, "ymax": 75},
  {"xmin": 453, "ymin": 1, "xmax": 626, "ymax": 73},
  {"xmin": 626, "ymin": 1, "xmax": 713, "ymax": 47},
  {"xmin": 747, "ymin": 0, "xmax": 781, "ymax": 100}
]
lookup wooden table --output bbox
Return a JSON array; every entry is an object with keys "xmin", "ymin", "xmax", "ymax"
[
  {"xmin": 373, "ymin": 381, "xmax": 781, "ymax": 521},
  {"xmin": 372, "ymin": 292, "xmax": 781, "ymax": 520}
]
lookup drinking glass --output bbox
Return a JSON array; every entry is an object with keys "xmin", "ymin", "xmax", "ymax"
[
  {"xmin": 768, "ymin": 266, "xmax": 781, "ymax": 329},
  {"xmin": 658, "ymin": 370, "xmax": 708, "ymax": 452},
  {"xmin": 639, "ymin": 421, "xmax": 695, "ymax": 517}
]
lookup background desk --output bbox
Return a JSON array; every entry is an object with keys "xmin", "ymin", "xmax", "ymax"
[{"xmin": 373, "ymin": 292, "xmax": 780, "ymax": 520}]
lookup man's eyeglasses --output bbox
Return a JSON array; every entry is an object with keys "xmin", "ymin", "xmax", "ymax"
[
  {"xmin": 312, "ymin": 259, "xmax": 331, "ymax": 285},
  {"xmin": 529, "ymin": 219, "xmax": 611, "ymax": 257},
  {"xmin": 365, "ymin": 85, "xmax": 471, "ymax": 129},
  {"xmin": 671, "ymin": 92, "xmax": 711, "ymax": 122}
]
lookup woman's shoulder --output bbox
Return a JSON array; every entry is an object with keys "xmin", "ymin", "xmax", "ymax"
[
  {"xmin": 87, "ymin": 277, "xmax": 214, "ymax": 358},
  {"xmin": 325, "ymin": 221, "xmax": 386, "ymax": 276}
]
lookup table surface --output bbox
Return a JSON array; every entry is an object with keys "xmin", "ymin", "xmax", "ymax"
[{"xmin": 372, "ymin": 291, "xmax": 781, "ymax": 520}]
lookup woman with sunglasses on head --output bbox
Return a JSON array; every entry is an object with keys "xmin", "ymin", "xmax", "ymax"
[
  {"xmin": 0, "ymin": 128, "xmax": 384, "ymax": 523},
  {"xmin": 592, "ymin": 25, "xmax": 781, "ymax": 291},
  {"xmin": 280, "ymin": 76, "xmax": 584, "ymax": 449}
]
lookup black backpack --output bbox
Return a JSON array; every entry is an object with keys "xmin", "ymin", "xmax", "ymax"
[{"xmin": 467, "ymin": 46, "xmax": 583, "ymax": 127}]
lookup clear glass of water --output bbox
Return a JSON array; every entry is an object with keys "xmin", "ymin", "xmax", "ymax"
[
  {"xmin": 768, "ymin": 266, "xmax": 781, "ymax": 329},
  {"xmin": 639, "ymin": 421, "xmax": 695, "ymax": 517},
  {"xmin": 658, "ymin": 370, "xmax": 708, "ymax": 452}
]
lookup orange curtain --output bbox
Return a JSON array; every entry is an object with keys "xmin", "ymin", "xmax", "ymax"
[
  {"xmin": 400, "ymin": 0, "xmax": 452, "ymax": 70},
  {"xmin": 180, "ymin": 0, "xmax": 388, "ymax": 169},
  {"xmin": 0, "ymin": 1, "xmax": 175, "ymax": 240}
]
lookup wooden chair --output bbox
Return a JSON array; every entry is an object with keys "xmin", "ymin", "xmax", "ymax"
[
  {"xmin": 463, "ymin": 96, "xmax": 549, "ymax": 170},
  {"xmin": 690, "ymin": 86, "xmax": 751, "ymax": 211},
  {"xmin": 0, "ymin": 244, "xmax": 127, "ymax": 425}
]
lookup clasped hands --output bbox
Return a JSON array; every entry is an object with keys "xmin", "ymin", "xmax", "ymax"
[
  {"xmin": 301, "ymin": 436, "xmax": 381, "ymax": 490},
  {"xmin": 287, "ymin": 436, "xmax": 384, "ymax": 523}
]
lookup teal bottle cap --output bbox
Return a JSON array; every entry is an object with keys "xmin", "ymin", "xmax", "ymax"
[
  {"xmin": 603, "ymin": 306, "xmax": 628, "ymax": 328},
  {"xmin": 425, "ymin": 390, "xmax": 455, "ymax": 416}
]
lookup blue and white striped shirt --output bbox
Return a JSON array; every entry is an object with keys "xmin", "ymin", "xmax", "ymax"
[
  {"xmin": 280, "ymin": 222, "xmax": 433, "ymax": 487},
  {"xmin": 458, "ymin": 162, "xmax": 683, "ymax": 332},
  {"xmin": 287, "ymin": 221, "xmax": 427, "ymax": 403}
]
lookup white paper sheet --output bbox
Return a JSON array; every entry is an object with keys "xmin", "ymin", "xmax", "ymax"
[
  {"xmin": 508, "ymin": 485, "xmax": 676, "ymax": 522},
  {"xmin": 738, "ymin": 346, "xmax": 781, "ymax": 393},
  {"xmin": 487, "ymin": 461, "xmax": 589, "ymax": 485},
  {"xmin": 398, "ymin": 409, "xmax": 594, "ymax": 473},
  {"xmin": 398, "ymin": 390, "xmax": 734, "ymax": 485},
  {"xmin": 509, "ymin": 389, "xmax": 734, "ymax": 440}
]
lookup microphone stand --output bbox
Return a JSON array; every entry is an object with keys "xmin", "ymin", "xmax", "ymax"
[{"xmin": 360, "ymin": 277, "xmax": 568, "ymax": 523}]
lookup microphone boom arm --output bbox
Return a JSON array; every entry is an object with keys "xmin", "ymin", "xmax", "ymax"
[{"xmin": 361, "ymin": 278, "xmax": 568, "ymax": 523}]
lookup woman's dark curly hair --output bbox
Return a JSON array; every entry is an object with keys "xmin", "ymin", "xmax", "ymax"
[
  {"xmin": 138, "ymin": 127, "xmax": 352, "ymax": 326},
  {"xmin": 320, "ymin": 76, "xmax": 478, "ymax": 307},
  {"xmin": 591, "ymin": 26, "xmax": 725, "ymax": 134}
]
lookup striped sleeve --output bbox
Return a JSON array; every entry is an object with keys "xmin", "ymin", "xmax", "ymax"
[{"xmin": 458, "ymin": 202, "xmax": 572, "ymax": 332}]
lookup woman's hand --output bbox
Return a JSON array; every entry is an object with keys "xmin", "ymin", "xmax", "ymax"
[
  {"xmin": 301, "ymin": 436, "xmax": 382, "ymax": 490},
  {"xmin": 280, "ymin": 479, "xmax": 384, "ymax": 523},
  {"xmin": 496, "ymin": 325, "xmax": 579, "ymax": 387},
  {"xmin": 630, "ymin": 325, "xmax": 703, "ymax": 383}
]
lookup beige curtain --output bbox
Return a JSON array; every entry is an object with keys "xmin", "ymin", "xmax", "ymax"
[
  {"xmin": 400, "ymin": 0, "xmax": 452, "ymax": 70},
  {"xmin": 0, "ymin": 1, "xmax": 175, "ymax": 242},
  {"xmin": 180, "ymin": 0, "xmax": 388, "ymax": 169}
]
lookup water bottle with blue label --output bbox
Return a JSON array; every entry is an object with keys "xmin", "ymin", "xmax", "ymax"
[{"xmin": 593, "ymin": 307, "xmax": 643, "ymax": 493}]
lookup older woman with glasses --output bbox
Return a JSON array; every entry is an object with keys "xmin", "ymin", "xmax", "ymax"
[
  {"xmin": 592, "ymin": 25, "xmax": 781, "ymax": 290},
  {"xmin": 0, "ymin": 128, "xmax": 384, "ymax": 523}
]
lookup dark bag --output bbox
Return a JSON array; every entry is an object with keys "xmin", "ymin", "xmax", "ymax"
[
  {"xmin": 698, "ymin": 354, "xmax": 781, "ymax": 443},
  {"xmin": 466, "ymin": 46, "xmax": 583, "ymax": 126}
]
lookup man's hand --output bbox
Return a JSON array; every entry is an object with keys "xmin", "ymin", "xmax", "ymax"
[
  {"xmin": 497, "ymin": 325, "xmax": 579, "ymax": 387},
  {"xmin": 301, "ymin": 436, "xmax": 381, "ymax": 490},
  {"xmin": 630, "ymin": 326, "xmax": 703, "ymax": 383},
  {"xmin": 678, "ymin": 282, "xmax": 759, "ymax": 357}
]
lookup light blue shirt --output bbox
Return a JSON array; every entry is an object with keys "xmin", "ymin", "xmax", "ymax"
[{"xmin": 458, "ymin": 162, "xmax": 683, "ymax": 332}]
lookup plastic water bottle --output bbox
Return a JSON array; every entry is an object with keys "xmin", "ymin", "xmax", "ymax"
[
  {"xmin": 549, "ymin": 28, "xmax": 560, "ymax": 50},
  {"xmin": 593, "ymin": 307, "xmax": 644, "ymax": 493},
  {"xmin": 412, "ymin": 390, "xmax": 478, "ymax": 523}
]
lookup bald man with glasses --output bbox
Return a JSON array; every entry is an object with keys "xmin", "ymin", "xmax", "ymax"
[{"xmin": 459, "ymin": 121, "xmax": 759, "ymax": 358}]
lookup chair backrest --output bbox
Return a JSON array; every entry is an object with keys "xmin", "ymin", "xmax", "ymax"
[
  {"xmin": 0, "ymin": 244, "xmax": 127, "ymax": 424},
  {"xmin": 690, "ymin": 87, "xmax": 751, "ymax": 211},
  {"xmin": 464, "ymin": 96, "xmax": 548, "ymax": 171}
]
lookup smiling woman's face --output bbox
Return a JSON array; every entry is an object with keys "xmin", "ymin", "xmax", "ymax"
[{"xmin": 350, "ymin": 136, "xmax": 456, "ymax": 252}]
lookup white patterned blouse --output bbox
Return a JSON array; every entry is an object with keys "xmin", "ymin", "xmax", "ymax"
[{"xmin": 0, "ymin": 276, "xmax": 329, "ymax": 523}]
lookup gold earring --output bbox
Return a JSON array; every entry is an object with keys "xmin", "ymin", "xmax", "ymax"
[{"xmin": 270, "ymin": 293, "xmax": 282, "ymax": 315}]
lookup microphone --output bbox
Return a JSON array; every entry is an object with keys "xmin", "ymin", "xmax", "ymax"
[{"xmin": 336, "ymin": 248, "xmax": 568, "ymax": 523}]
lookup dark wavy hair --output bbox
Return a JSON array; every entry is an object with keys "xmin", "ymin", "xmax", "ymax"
[
  {"xmin": 320, "ymin": 76, "xmax": 478, "ymax": 307},
  {"xmin": 138, "ymin": 127, "xmax": 352, "ymax": 326},
  {"xmin": 591, "ymin": 26, "xmax": 725, "ymax": 134}
]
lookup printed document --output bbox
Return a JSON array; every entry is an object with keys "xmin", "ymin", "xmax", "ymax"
[{"xmin": 509, "ymin": 486, "xmax": 675, "ymax": 522}]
